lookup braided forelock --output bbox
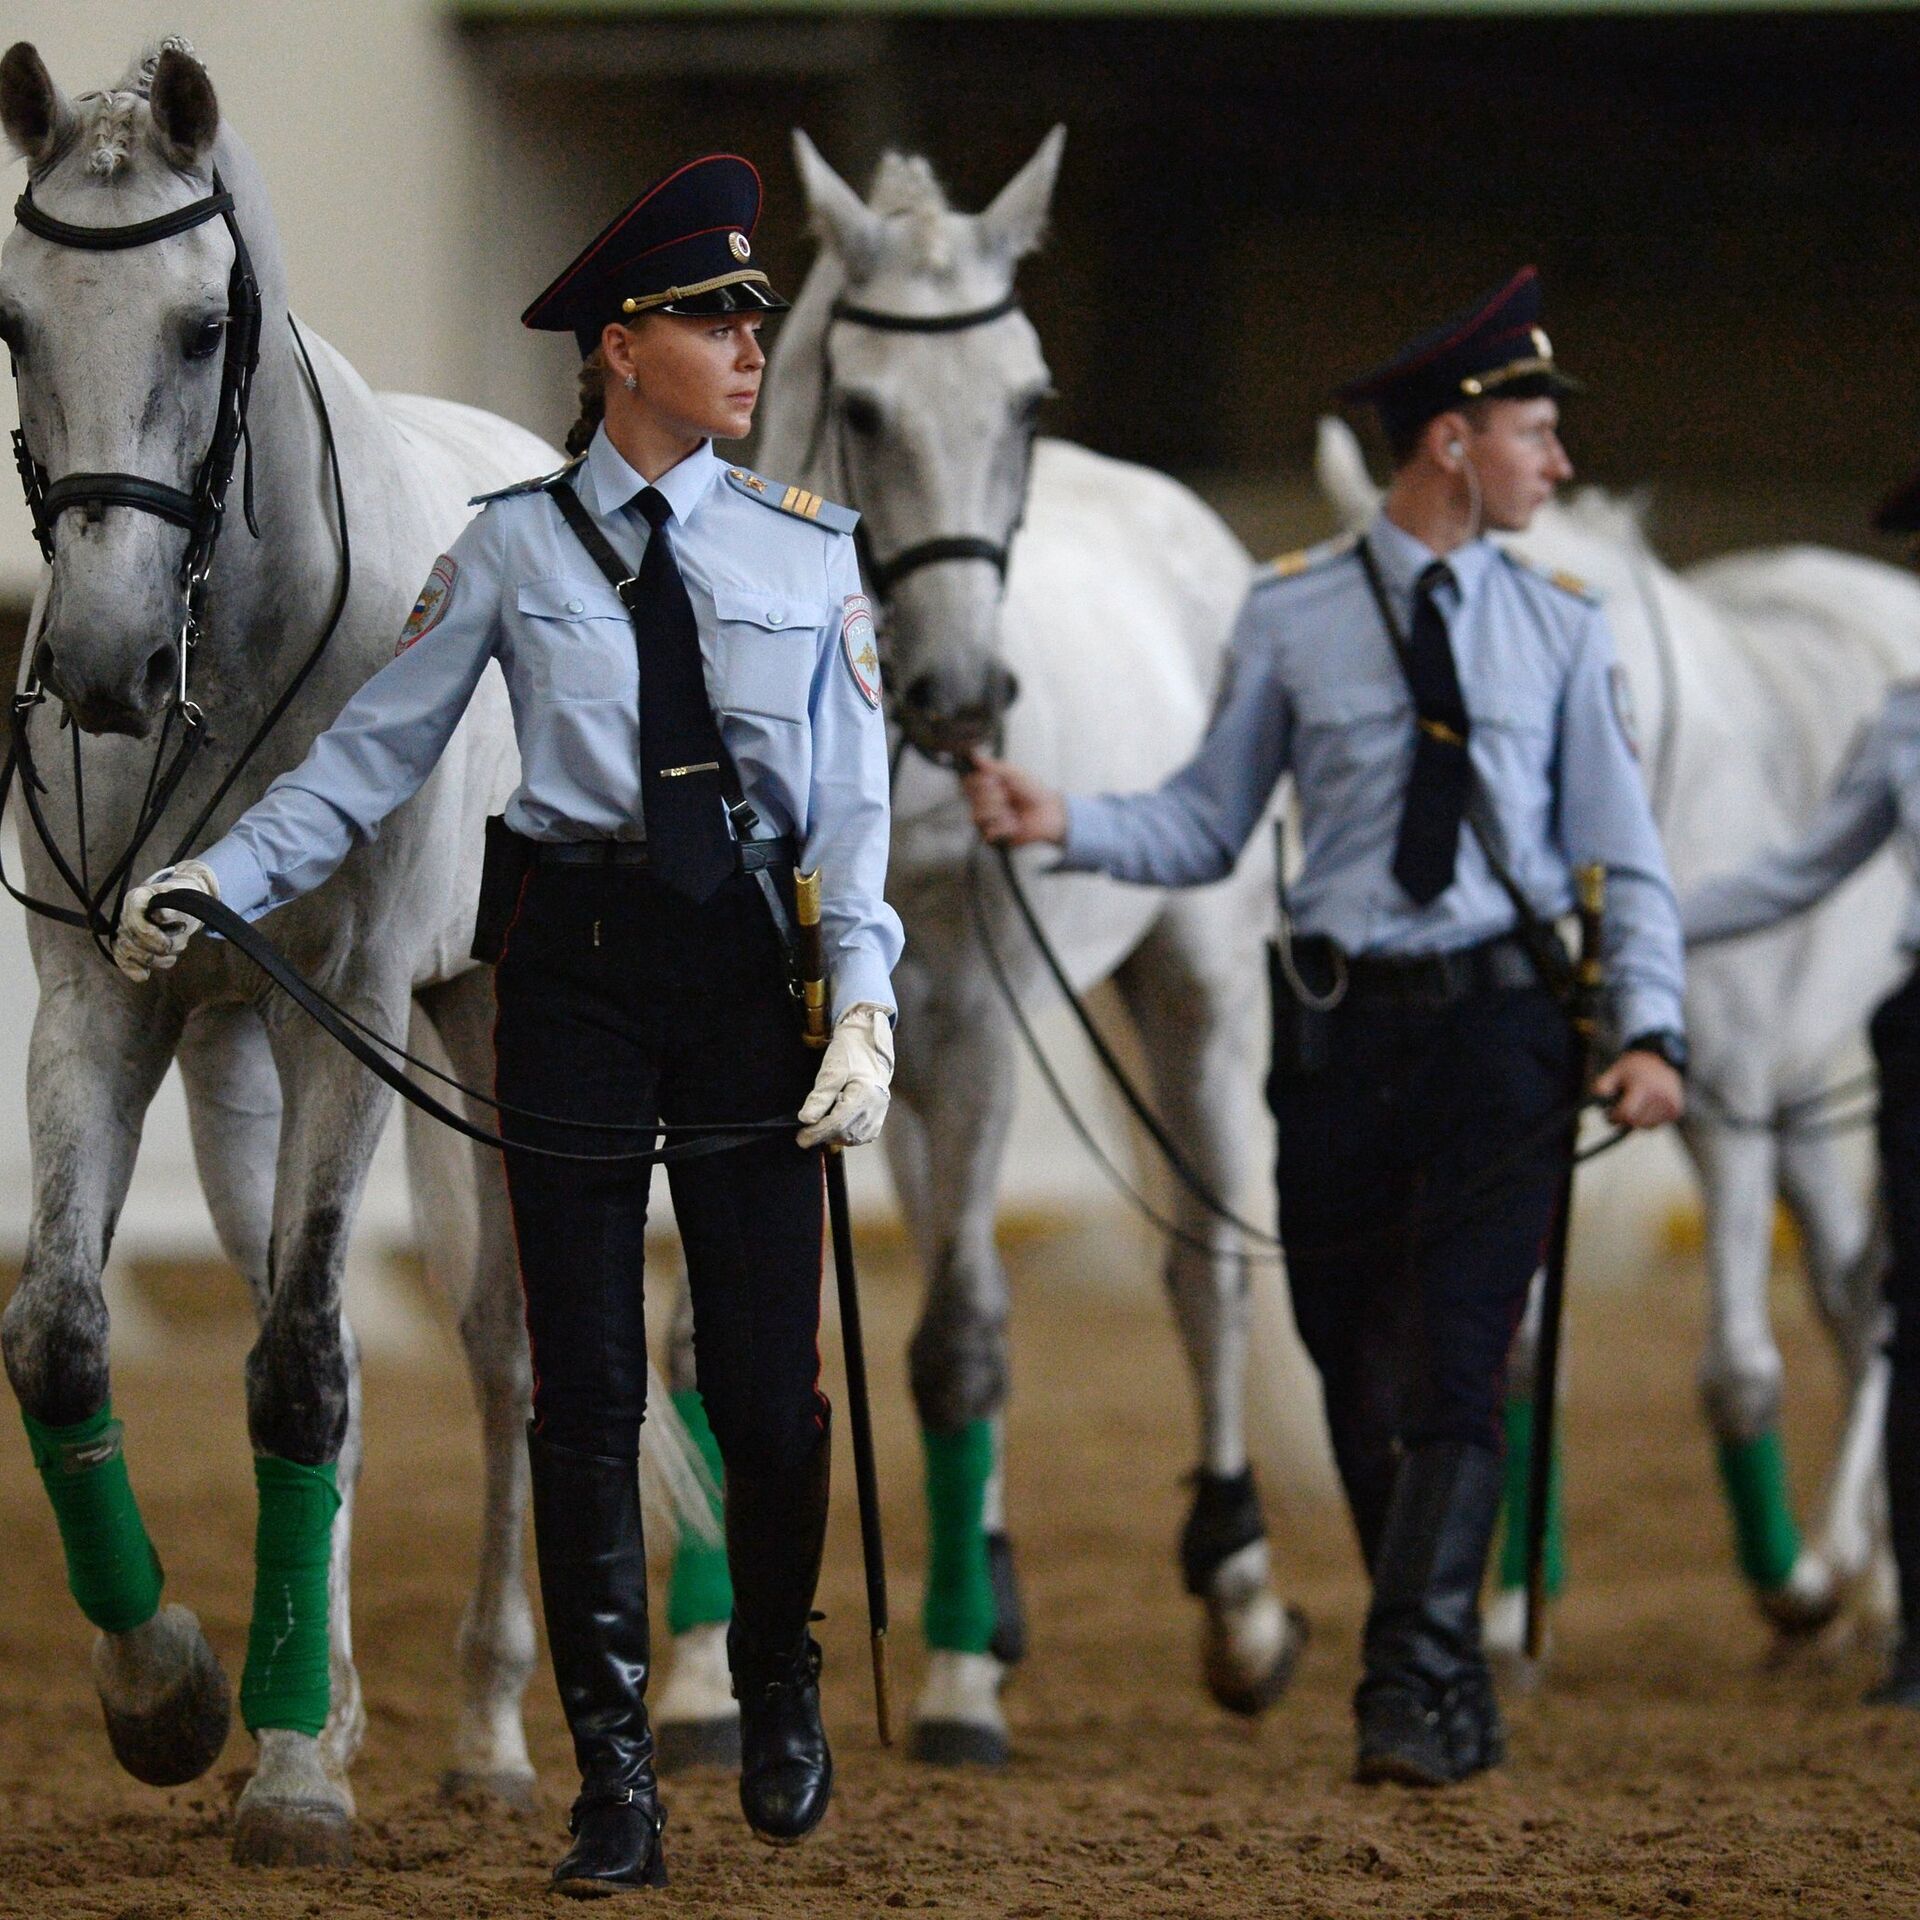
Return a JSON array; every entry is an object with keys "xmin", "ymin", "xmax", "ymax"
[
  {"xmin": 81, "ymin": 36, "xmax": 199, "ymax": 178},
  {"xmin": 868, "ymin": 152, "xmax": 955, "ymax": 275}
]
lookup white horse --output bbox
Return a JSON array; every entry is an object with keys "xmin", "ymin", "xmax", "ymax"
[
  {"xmin": 1320, "ymin": 417, "xmax": 1917, "ymax": 1651},
  {"xmin": 649, "ymin": 130, "xmax": 1308, "ymax": 1769},
  {"xmin": 0, "ymin": 39, "xmax": 702, "ymax": 1866}
]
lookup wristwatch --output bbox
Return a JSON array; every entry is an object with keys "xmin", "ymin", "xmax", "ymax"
[{"xmin": 1622, "ymin": 1029, "xmax": 1688, "ymax": 1075}]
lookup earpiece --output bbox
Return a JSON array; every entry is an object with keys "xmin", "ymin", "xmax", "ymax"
[{"xmin": 1448, "ymin": 441, "xmax": 1464, "ymax": 460}]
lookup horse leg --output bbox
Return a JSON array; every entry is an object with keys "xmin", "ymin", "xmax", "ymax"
[
  {"xmin": 1482, "ymin": 1270, "xmax": 1565, "ymax": 1688},
  {"xmin": 1686, "ymin": 1118, "xmax": 1835, "ymax": 1633},
  {"xmin": 1112, "ymin": 913, "xmax": 1307, "ymax": 1718},
  {"xmin": 409, "ymin": 971, "xmax": 539, "ymax": 1809},
  {"xmin": 229, "ymin": 995, "xmax": 400, "ymax": 1868},
  {"xmin": 3, "ymin": 979, "xmax": 232, "ymax": 1787},
  {"xmin": 651, "ymin": 1251, "xmax": 740, "ymax": 1771},
  {"xmin": 895, "ymin": 956, "xmax": 1021, "ymax": 1767},
  {"xmin": 1779, "ymin": 1126, "xmax": 1898, "ymax": 1637}
]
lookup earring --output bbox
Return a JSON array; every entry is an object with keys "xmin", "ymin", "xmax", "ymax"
[{"xmin": 623, "ymin": 374, "xmax": 637, "ymax": 391}]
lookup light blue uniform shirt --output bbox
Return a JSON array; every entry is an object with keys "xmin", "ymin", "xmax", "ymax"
[
  {"xmin": 199, "ymin": 429, "xmax": 903, "ymax": 1020},
  {"xmin": 1684, "ymin": 681, "xmax": 1920, "ymax": 952},
  {"xmin": 1062, "ymin": 511, "xmax": 1686, "ymax": 1044}
]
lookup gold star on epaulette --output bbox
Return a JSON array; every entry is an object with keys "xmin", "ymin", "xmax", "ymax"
[{"xmin": 728, "ymin": 468, "xmax": 769, "ymax": 495}]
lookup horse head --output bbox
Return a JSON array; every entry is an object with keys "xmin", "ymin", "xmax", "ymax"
[
  {"xmin": 778, "ymin": 128, "xmax": 1065, "ymax": 764},
  {"xmin": 1, "ymin": 39, "xmax": 260, "ymax": 738}
]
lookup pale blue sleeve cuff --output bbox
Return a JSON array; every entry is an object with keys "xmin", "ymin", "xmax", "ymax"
[
  {"xmin": 196, "ymin": 838, "xmax": 273, "ymax": 924},
  {"xmin": 1612, "ymin": 983, "xmax": 1686, "ymax": 1055},
  {"xmin": 1058, "ymin": 794, "xmax": 1118, "ymax": 873},
  {"xmin": 830, "ymin": 947, "xmax": 897, "ymax": 1026}
]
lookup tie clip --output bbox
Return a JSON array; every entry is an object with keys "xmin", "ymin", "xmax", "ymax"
[
  {"xmin": 659, "ymin": 761, "xmax": 720, "ymax": 778},
  {"xmin": 1418, "ymin": 718, "xmax": 1466, "ymax": 748}
]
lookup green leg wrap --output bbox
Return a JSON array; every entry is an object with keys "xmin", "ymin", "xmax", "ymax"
[
  {"xmin": 1496, "ymin": 1393, "xmax": 1565, "ymax": 1597},
  {"xmin": 667, "ymin": 1388, "xmax": 733, "ymax": 1634},
  {"xmin": 240, "ymin": 1455, "xmax": 341, "ymax": 1737},
  {"xmin": 22, "ymin": 1402, "xmax": 163, "ymax": 1633},
  {"xmin": 1716, "ymin": 1428, "xmax": 1801, "ymax": 1591},
  {"xmin": 923, "ymin": 1419, "xmax": 996, "ymax": 1654}
]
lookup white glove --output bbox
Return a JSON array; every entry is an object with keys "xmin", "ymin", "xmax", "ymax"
[
  {"xmin": 797, "ymin": 1003, "xmax": 894, "ymax": 1149},
  {"xmin": 114, "ymin": 859, "xmax": 219, "ymax": 983}
]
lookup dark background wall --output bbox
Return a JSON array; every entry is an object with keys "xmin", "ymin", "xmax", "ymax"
[{"xmin": 464, "ymin": 6, "xmax": 1920, "ymax": 565}]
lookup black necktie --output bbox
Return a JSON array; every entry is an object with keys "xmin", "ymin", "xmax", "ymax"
[
  {"xmin": 632, "ymin": 487, "xmax": 737, "ymax": 901},
  {"xmin": 1390, "ymin": 560, "xmax": 1471, "ymax": 908}
]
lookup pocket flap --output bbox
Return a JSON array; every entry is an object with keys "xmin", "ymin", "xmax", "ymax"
[
  {"xmin": 711, "ymin": 586, "xmax": 819, "ymax": 633},
  {"xmin": 516, "ymin": 576, "xmax": 627, "ymax": 622}
]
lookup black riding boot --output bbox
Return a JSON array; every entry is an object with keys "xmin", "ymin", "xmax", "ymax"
[
  {"xmin": 528, "ymin": 1430, "xmax": 669, "ymax": 1894},
  {"xmin": 1355, "ymin": 1439, "xmax": 1506, "ymax": 1787},
  {"xmin": 726, "ymin": 1423, "xmax": 833, "ymax": 1843},
  {"xmin": 1868, "ymin": 1366, "xmax": 1920, "ymax": 1708}
]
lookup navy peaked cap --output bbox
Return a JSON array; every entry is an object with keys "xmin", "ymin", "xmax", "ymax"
[
  {"xmin": 1338, "ymin": 266, "xmax": 1580, "ymax": 446},
  {"xmin": 522, "ymin": 153, "xmax": 789, "ymax": 356}
]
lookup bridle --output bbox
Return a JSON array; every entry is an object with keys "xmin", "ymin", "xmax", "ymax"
[
  {"xmin": 12, "ymin": 168, "xmax": 263, "ymax": 691},
  {"xmin": 817, "ymin": 287, "xmax": 1038, "ymax": 770},
  {"xmin": 2, "ymin": 166, "xmax": 349, "ymax": 959},
  {"xmin": 823, "ymin": 289, "xmax": 1035, "ymax": 602}
]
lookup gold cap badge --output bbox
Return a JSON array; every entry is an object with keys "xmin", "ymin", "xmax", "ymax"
[{"xmin": 728, "ymin": 231, "xmax": 752, "ymax": 262}]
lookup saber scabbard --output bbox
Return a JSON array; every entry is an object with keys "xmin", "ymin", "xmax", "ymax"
[
  {"xmin": 794, "ymin": 870, "xmax": 893, "ymax": 1744},
  {"xmin": 1524, "ymin": 862, "xmax": 1606, "ymax": 1661}
]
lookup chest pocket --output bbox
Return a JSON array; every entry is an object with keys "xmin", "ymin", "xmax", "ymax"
[
  {"xmin": 711, "ymin": 587, "xmax": 819, "ymax": 723},
  {"xmin": 1294, "ymin": 679, "xmax": 1409, "ymax": 768},
  {"xmin": 1466, "ymin": 685, "xmax": 1558, "ymax": 741},
  {"xmin": 516, "ymin": 577, "xmax": 633, "ymax": 702}
]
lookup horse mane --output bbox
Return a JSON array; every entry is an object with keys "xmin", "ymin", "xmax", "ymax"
[
  {"xmin": 756, "ymin": 245, "xmax": 847, "ymax": 486},
  {"xmin": 71, "ymin": 36, "xmax": 197, "ymax": 179}
]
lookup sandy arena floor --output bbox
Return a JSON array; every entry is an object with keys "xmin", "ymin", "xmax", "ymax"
[{"xmin": 2, "ymin": 1223, "xmax": 1917, "ymax": 1919}]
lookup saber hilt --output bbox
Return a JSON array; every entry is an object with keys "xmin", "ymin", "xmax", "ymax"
[{"xmin": 794, "ymin": 868, "xmax": 830, "ymax": 1051}]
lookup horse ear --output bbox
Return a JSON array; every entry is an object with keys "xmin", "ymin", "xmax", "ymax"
[
  {"xmin": 979, "ymin": 125, "xmax": 1066, "ymax": 267},
  {"xmin": 147, "ymin": 43, "xmax": 219, "ymax": 169},
  {"xmin": 0, "ymin": 43, "xmax": 76, "ymax": 168},
  {"xmin": 793, "ymin": 128, "xmax": 882, "ymax": 278}
]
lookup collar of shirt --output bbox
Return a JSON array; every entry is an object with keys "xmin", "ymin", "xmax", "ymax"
[
  {"xmin": 1365, "ymin": 509, "xmax": 1498, "ymax": 623},
  {"xmin": 580, "ymin": 426, "xmax": 725, "ymax": 528}
]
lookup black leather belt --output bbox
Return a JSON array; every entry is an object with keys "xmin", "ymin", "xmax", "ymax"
[
  {"xmin": 1344, "ymin": 932, "xmax": 1543, "ymax": 1003},
  {"xmin": 532, "ymin": 835, "xmax": 795, "ymax": 874}
]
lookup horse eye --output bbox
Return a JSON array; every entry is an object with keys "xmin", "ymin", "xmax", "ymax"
[
  {"xmin": 1020, "ymin": 387, "xmax": 1057, "ymax": 423},
  {"xmin": 184, "ymin": 316, "xmax": 225, "ymax": 361},
  {"xmin": 841, "ymin": 394, "xmax": 882, "ymax": 437}
]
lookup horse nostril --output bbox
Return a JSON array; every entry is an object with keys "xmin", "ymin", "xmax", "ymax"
[
  {"xmin": 900, "ymin": 674, "xmax": 939, "ymax": 716},
  {"xmin": 142, "ymin": 642, "xmax": 178, "ymax": 701},
  {"xmin": 993, "ymin": 667, "xmax": 1020, "ymax": 712},
  {"xmin": 31, "ymin": 638, "xmax": 54, "ymax": 688}
]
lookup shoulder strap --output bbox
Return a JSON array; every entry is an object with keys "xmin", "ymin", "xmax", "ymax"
[
  {"xmin": 1355, "ymin": 535, "xmax": 1572, "ymax": 998},
  {"xmin": 542, "ymin": 475, "xmax": 802, "ymax": 977}
]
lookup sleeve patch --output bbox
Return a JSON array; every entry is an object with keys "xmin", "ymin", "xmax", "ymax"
[
  {"xmin": 1610, "ymin": 661, "xmax": 1641, "ymax": 761},
  {"xmin": 841, "ymin": 595, "xmax": 882, "ymax": 710},
  {"xmin": 396, "ymin": 555, "xmax": 457, "ymax": 656}
]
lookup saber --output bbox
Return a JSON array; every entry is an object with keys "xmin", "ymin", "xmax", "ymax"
[
  {"xmin": 1524, "ymin": 862, "xmax": 1606, "ymax": 1661},
  {"xmin": 795, "ymin": 869, "xmax": 893, "ymax": 1745}
]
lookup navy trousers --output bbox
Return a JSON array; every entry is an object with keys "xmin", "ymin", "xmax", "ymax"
[
  {"xmin": 1270, "ymin": 981, "xmax": 1575, "ymax": 1567},
  {"xmin": 492, "ymin": 864, "xmax": 829, "ymax": 1635}
]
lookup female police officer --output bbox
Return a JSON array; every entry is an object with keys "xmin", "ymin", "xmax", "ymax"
[{"xmin": 112, "ymin": 155, "xmax": 901, "ymax": 1892}]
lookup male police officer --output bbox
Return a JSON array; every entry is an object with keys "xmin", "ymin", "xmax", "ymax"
[{"xmin": 967, "ymin": 268, "xmax": 1687, "ymax": 1785}]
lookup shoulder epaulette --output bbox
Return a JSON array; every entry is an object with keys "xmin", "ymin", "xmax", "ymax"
[
  {"xmin": 1503, "ymin": 547, "xmax": 1598, "ymax": 604},
  {"xmin": 723, "ymin": 467, "xmax": 859, "ymax": 534},
  {"xmin": 468, "ymin": 459, "xmax": 581, "ymax": 508},
  {"xmin": 1258, "ymin": 529, "xmax": 1358, "ymax": 585}
]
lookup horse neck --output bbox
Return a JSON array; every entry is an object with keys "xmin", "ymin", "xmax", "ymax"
[{"xmin": 757, "ymin": 252, "xmax": 846, "ymax": 493}]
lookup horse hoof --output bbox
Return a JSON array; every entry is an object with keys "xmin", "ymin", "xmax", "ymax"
[
  {"xmin": 655, "ymin": 1717, "xmax": 741, "ymax": 1772},
  {"xmin": 909, "ymin": 1718, "xmax": 1011, "ymax": 1768},
  {"xmin": 1760, "ymin": 1553, "xmax": 1843, "ymax": 1638},
  {"xmin": 231, "ymin": 1799, "xmax": 355, "ymax": 1868},
  {"xmin": 1204, "ymin": 1598, "xmax": 1308, "ymax": 1717},
  {"xmin": 654, "ymin": 1623, "xmax": 740, "ymax": 1771},
  {"xmin": 440, "ymin": 1766, "xmax": 540, "ymax": 1814},
  {"xmin": 1483, "ymin": 1588, "xmax": 1549, "ymax": 1695},
  {"xmin": 92, "ymin": 1605, "xmax": 232, "ymax": 1787}
]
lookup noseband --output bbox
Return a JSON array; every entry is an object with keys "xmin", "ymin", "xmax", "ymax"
[
  {"xmin": 826, "ymin": 289, "xmax": 1034, "ymax": 599},
  {"xmin": 11, "ymin": 169, "xmax": 264, "ymax": 673}
]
